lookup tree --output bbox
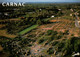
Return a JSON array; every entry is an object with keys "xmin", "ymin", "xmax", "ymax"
[
  {"xmin": 47, "ymin": 30, "xmax": 53, "ymax": 35},
  {"xmin": 37, "ymin": 19, "xmax": 42, "ymax": 25}
]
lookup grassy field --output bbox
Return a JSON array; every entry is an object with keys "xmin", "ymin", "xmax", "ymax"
[{"xmin": 18, "ymin": 25, "xmax": 39, "ymax": 35}]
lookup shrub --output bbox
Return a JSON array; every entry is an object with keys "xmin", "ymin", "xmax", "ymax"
[
  {"xmin": 56, "ymin": 35, "xmax": 62, "ymax": 40},
  {"xmin": 47, "ymin": 30, "xmax": 53, "ymax": 35},
  {"xmin": 47, "ymin": 47, "xmax": 54, "ymax": 54},
  {"xmin": 38, "ymin": 38, "xmax": 45, "ymax": 44},
  {"xmin": 56, "ymin": 42, "xmax": 65, "ymax": 52},
  {"xmin": 51, "ymin": 41, "xmax": 59, "ymax": 46},
  {"xmin": 52, "ymin": 31, "xmax": 58, "ymax": 36}
]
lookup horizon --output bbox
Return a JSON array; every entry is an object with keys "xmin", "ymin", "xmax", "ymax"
[{"xmin": 0, "ymin": 0, "xmax": 80, "ymax": 3}]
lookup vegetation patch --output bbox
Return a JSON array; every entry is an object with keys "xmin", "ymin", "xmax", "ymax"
[{"xmin": 18, "ymin": 25, "xmax": 38, "ymax": 35}]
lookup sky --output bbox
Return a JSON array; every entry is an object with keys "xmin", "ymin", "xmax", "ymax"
[{"xmin": 0, "ymin": 0, "xmax": 80, "ymax": 3}]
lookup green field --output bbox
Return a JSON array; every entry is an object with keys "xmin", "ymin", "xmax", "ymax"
[{"xmin": 18, "ymin": 25, "xmax": 38, "ymax": 35}]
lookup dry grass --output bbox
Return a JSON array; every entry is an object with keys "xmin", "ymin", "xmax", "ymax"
[
  {"xmin": 0, "ymin": 18, "xmax": 20, "ymax": 22},
  {"xmin": 0, "ymin": 30, "xmax": 17, "ymax": 38}
]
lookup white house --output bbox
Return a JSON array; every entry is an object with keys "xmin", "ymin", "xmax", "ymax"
[{"xmin": 51, "ymin": 15, "xmax": 55, "ymax": 18}]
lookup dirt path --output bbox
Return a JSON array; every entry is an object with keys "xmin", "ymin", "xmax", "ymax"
[{"xmin": 30, "ymin": 42, "xmax": 50, "ymax": 57}]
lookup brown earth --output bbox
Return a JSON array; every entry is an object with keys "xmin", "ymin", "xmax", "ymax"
[
  {"xmin": 0, "ymin": 24, "xmax": 6, "ymax": 28},
  {"xmin": 38, "ymin": 19, "xmax": 79, "ymax": 37},
  {"xmin": 0, "ymin": 45, "xmax": 3, "ymax": 51}
]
